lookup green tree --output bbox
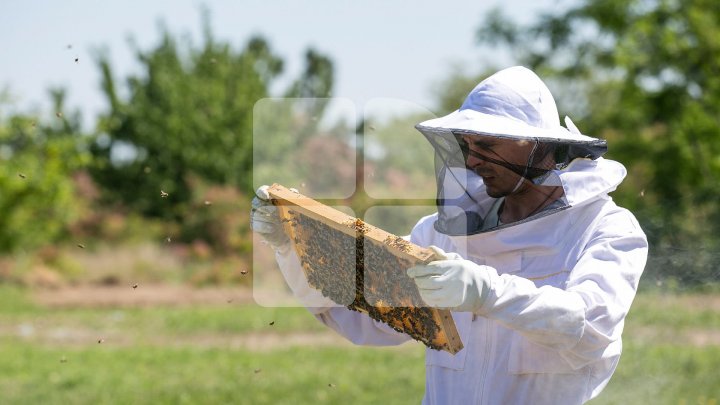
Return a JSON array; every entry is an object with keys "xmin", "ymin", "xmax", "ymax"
[
  {"xmin": 0, "ymin": 90, "xmax": 90, "ymax": 252},
  {"xmin": 92, "ymin": 19, "xmax": 334, "ymax": 220},
  {"xmin": 474, "ymin": 0, "xmax": 720, "ymax": 284},
  {"xmin": 92, "ymin": 26, "xmax": 280, "ymax": 219}
]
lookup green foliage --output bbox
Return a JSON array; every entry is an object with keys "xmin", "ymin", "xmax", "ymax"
[
  {"xmin": 92, "ymin": 27, "xmax": 279, "ymax": 219},
  {"xmin": 88, "ymin": 16, "xmax": 336, "ymax": 254},
  {"xmin": 92, "ymin": 18, "xmax": 334, "ymax": 221},
  {"xmin": 475, "ymin": 0, "xmax": 720, "ymax": 284},
  {"xmin": 0, "ymin": 90, "xmax": 90, "ymax": 253}
]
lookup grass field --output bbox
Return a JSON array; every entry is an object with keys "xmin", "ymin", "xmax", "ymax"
[{"xmin": 1, "ymin": 286, "xmax": 719, "ymax": 404}]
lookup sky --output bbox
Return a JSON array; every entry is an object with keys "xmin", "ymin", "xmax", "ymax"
[{"xmin": 0, "ymin": 0, "xmax": 562, "ymax": 130}]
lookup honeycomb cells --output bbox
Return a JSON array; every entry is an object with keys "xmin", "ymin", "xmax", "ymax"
[{"xmin": 290, "ymin": 214, "xmax": 443, "ymax": 350}]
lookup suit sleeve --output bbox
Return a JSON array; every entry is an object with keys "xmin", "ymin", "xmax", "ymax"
[{"xmin": 477, "ymin": 208, "xmax": 648, "ymax": 369}]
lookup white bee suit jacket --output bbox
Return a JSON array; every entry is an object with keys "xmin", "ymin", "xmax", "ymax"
[{"xmin": 273, "ymin": 157, "xmax": 648, "ymax": 405}]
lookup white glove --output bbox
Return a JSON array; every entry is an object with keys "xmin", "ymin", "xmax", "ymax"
[
  {"xmin": 251, "ymin": 185, "xmax": 290, "ymax": 251},
  {"xmin": 406, "ymin": 246, "xmax": 493, "ymax": 312}
]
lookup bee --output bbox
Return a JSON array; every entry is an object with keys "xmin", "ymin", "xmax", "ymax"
[
  {"xmin": 77, "ymin": 243, "xmax": 85, "ymax": 249},
  {"xmin": 165, "ymin": 237, "xmax": 171, "ymax": 243},
  {"xmin": 56, "ymin": 112, "xmax": 63, "ymax": 118},
  {"xmin": 240, "ymin": 270, "xmax": 248, "ymax": 275},
  {"xmin": 374, "ymin": 299, "xmax": 388, "ymax": 308},
  {"xmin": 18, "ymin": 173, "xmax": 26, "ymax": 179},
  {"xmin": 328, "ymin": 383, "xmax": 336, "ymax": 388},
  {"xmin": 160, "ymin": 190, "xmax": 169, "ymax": 198},
  {"xmin": 268, "ymin": 321, "xmax": 275, "ymax": 326},
  {"xmin": 132, "ymin": 283, "xmax": 138, "ymax": 289},
  {"xmin": 97, "ymin": 338, "xmax": 104, "ymax": 344},
  {"xmin": 74, "ymin": 57, "xmax": 79, "ymax": 63}
]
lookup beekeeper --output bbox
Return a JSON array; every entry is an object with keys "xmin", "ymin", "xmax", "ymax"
[{"xmin": 251, "ymin": 66, "xmax": 648, "ymax": 404}]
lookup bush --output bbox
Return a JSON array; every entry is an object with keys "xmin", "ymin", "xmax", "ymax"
[{"xmin": 0, "ymin": 94, "xmax": 90, "ymax": 253}]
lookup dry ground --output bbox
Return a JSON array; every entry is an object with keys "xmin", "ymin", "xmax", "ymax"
[
  {"xmin": 10, "ymin": 285, "xmax": 364, "ymax": 351},
  {"xmin": 14, "ymin": 286, "xmax": 720, "ymax": 350}
]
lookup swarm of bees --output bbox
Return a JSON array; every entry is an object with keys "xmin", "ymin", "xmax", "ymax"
[{"xmin": 269, "ymin": 184, "xmax": 462, "ymax": 353}]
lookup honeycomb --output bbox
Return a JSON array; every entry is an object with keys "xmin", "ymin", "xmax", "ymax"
[{"xmin": 268, "ymin": 184, "xmax": 463, "ymax": 354}]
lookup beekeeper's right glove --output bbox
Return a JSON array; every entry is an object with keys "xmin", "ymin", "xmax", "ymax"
[
  {"xmin": 251, "ymin": 185, "xmax": 290, "ymax": 251},
  {"xmin": 406, "ymin": 245, "xmax": 494, "ymax": 313}
]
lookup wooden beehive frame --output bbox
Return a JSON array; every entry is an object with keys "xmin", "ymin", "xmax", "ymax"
[{"xmin": 267, "ymin": 184, "xmax": 463, "ymax": 354}]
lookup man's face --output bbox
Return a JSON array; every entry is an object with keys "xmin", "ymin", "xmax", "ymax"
[{"xmin": 459, "ymin": 135, "xmax": 537, "ymax": 198}]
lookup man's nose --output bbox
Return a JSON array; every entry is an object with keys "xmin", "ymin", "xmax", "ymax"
[{"xmin": 466, "ymin": 152, "xmax": 488, "ymax": 168}]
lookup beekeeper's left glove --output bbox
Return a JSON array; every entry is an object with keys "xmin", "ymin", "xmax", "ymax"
[
  {"xmin": 251, "ymin": 185, "xmax": 290, "ymax": 251},
  {"xmin": 406, "ymin": 246, "xmax": 494, "ymax": 313}
]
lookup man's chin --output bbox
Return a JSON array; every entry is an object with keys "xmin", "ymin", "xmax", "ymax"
[{"xmin": 485, "ymin": 188, "xmax": 508, "ymax": 198}]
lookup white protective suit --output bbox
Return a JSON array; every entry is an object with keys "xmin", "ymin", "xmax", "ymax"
[
  {"xmin": 273, "ymin": 155, "xmax": 648, "ymax": 405},
  {"xmin": 270, "ymin": 66, "xmax": 648, "ymax": 404}
]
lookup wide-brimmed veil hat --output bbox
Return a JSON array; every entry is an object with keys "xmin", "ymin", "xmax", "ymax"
[
  {"xmin": 416, "ymin": 66, "xmax": 607, "ymax": 156},
  {"xmin": 416, "ymin": 66, "xmax": 608, "ymax": 236}
]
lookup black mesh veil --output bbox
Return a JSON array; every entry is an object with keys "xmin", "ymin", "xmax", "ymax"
[{"xmin": 418, "ymin": 127, "xmax": 608, "ymax": 236}]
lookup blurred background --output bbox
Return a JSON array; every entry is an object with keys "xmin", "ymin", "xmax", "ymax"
[{"xmin": 1, "ymin": 0, "xmax": 720, "ymax": 403}]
